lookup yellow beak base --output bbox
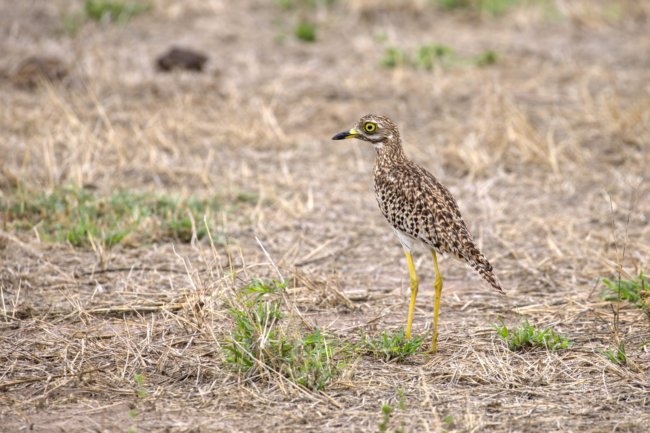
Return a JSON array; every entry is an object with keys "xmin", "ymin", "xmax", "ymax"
[{"xmin": 331, "ymin": 128, "xmax": 359, "ymax": 140}]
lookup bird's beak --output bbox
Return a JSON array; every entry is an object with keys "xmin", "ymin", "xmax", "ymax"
[{"xmin": 331, "ymin": 128, "xmax": 359, "ymax": 140}]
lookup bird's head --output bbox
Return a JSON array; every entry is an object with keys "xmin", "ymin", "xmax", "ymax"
[{"xmin": 331, "ymin": 114, "xmax": 400, "ymax": 150}]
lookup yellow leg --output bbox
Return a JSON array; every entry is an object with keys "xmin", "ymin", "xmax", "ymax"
[
  {"xmin": 404, "ymin": 250, "xmax": 418, "ymax": 339},
  {"xmin": 431, "ymin": 250, "xmax": 443, "ymax": 353}
]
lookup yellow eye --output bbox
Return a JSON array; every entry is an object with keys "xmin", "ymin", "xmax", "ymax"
[{"xmin": 364, "ymin": 122, "xmax": 377, "ymax": 133}]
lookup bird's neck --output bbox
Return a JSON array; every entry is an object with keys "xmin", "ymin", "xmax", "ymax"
[{"xmin": 374, "ymin": 138, "xmax": 408, "ymax": 170}]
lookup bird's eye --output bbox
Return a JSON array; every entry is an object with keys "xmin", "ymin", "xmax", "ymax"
[{"xmin": 364, "ymin": 122, "xmax": 377, "ymax": 133}]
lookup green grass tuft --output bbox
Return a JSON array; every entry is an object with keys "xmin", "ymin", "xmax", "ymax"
[
  {"xmin": 435, "ymin": 0, "xmax": 520, "ymax": 16},
  {"xmin": 381, "ymin": 47, "xmax": 410, "ymax": 69},
  {"xmin": 442, "ymin": 414, "xmax": 455, "ymax": 429},
  {"xmin": 476, "ymin": 49, "xmax": 499, "ymax": 66},
  {"xmin": 1, "ymin": 186, "xmax": 226, "ymax": 248},
  {"xmin": 84, "ymin": 0, "xmax": 149, "ymax": 23},
  {"xmin": 603, "ymin": 341, "xmax": 627, "ymax": 366},
  {"xmin": 416, "ymin": 43, "xmax": 455, "ymax": 69},
  {"xmin": 278, "ymin": 0, "xmax": 335, "ymax": 43},
  {"xmin": 377, "ymin": 391, "xmax": 407, "ymax": 433},
  {"xmin": 133, "ymin": 373, "xmax": 148, "ymax": 398},
  {"xmin": 360, "ymin": 329, "xmax": 423, "ymax": 362},
  {"xmin": 378, "ymin": 404, "xmax": 393, "ymax": 433},
  {"xmin": 494, "ymin": 319, "xmax": 571, "ymax": 351},
  {"xmin": 277, "ymin": 0, "xmax": 336, "ymax": 9},
  {"xmin": 381, "ymin": 43, "xmax": 496, "ymax": 71},
  {"xmin": 294, "ymin": 21, "xmax": 317, "ymax": 42},
  {"xmin": 601, "ymin": 272, "xmax": 649, "ymax": 317},
  {"xmin": 223, "ymin": 279, "xmax": 345, "ymax": 390}
]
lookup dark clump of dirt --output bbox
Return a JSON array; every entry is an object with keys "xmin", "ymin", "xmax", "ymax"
[
  {"xmin": 156, "ymin": 47, "xmax": 208, "ymax": 72},
  {"xmin": 10, "ymin": 56, "xmax": 67, "ymax": 89}
]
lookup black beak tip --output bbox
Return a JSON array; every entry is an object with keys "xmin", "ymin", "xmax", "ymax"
[{"xmin": 332, "ymin": 131, "xmax": 350, "ymax": 140}]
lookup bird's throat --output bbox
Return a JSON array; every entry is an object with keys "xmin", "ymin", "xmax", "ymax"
[{"xmin": 374, "ymin": 139, "xmax": 407, "ymax": 168}]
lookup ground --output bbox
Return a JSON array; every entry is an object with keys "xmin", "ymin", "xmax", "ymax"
[{"xmin": 1, "ymin": 1, "xmax": 649, "ymax": 432}]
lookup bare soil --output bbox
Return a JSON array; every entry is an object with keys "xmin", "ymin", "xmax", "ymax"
[{"xmin": 1, "ymin": 1, "xmax": 649, "ymax": 432}]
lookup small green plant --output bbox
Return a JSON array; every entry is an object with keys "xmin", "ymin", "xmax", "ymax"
[
  {"xmin": 483, "ymin": 0, "xmax": 520, "ymax": 15},
  {"xmin": 279, "ymin": 0, "xmax": 334, "ymax": 42},
  {"xmin": 377, "ymin": 392, "xmax": 407, "ymax": 433},
  {"xmin": 224, "ymin": 280, "xmax": 287, "ymax": 370},
  {"xmin": 397, "ymin": 388, "xmax": 406, "ymax": 410},
  {"xmin": 276, "ymin": 0, "xmax": 295, "ymax": 8},
  {"xmin": 277, "ymin": 0, "xmax": 336, "ymax": 9},
  {"xmin": 378, "ymin": 404, "xmax": 393, "ymax": 433},
  {"xmin": 277, "ymin": 0, "xmax": 336, "ymax": 8},
  {"xmin": 223, "ymin": 280, "xmax": 344, "ymax": 390},
  {"xmin": 442, "ymin": 415, "xmax": 455, "ymax": 429},
  {"xmin": 382, "ymin": 44, "xmax": 492, "ymax": 71},
  {"xmin": 294, "ymin": 21, "xmax": 317, "ymax": 42},
  {"xmin": 416, "ymin": 44, "xmax": 455, "ymax": 69},
  {"xmin": 381, "ymin": 47, "xmax": 410, "ymax": 69},
  {"xmin": 60, "ymin": 1, "xmax": 148, "ymax": 34},
  {"xmin": 127, "ymin": 372, "xmax": 147, "ymax": 433},
  {"xmin": 361, "ymin": 329, "xmax": 423, "ymax": 362},
  {"xmin": 494, "ymin": 320, "xmax": 571, "ymax": 351},
  {"xmin": 84, "ymin": 0, "xmax": 149, "ymax": 23},
  {"xmin": 603, "ymin": 341, "xmax": 627, "ymax": 366},
  {"xmin": 289, "ymin": 329, "xmax": 340, "ymax": 390},
  {"xmin": 436, "ymin": 0, "xmax": 464, "ymax": 9},
  {"xmin": 601, "ymin": 273, "xmax": 649, "ymax": 317},
  {"xmin": 1, "ymin": 186, "xmax": 228, "ymax": 248},
  {"xmin": 133, "ymin": 373, "xmax": 147, "ymax": 398},
  {"xmin": 434, "ymin": 0, "xmax": 520, "ymax": 16},
  {"xmin": 476, "ymin": 49, "xmax": 499, "ymax": 66}
]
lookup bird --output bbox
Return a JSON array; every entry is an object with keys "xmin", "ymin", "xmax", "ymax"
[{"xmin": 332, "ymin": 114, "xmax": 504, "ymax": 352}]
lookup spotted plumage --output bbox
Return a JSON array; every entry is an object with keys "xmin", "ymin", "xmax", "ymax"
[{"xmin": 332, "ymin": 114, "xmax": 503, "ymax": 352}]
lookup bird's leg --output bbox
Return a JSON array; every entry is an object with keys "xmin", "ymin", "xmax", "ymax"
[
  {"xmin": 404, "ymin": 250, "xmax": 419, "ymax": 339},
  {"xmin": 431, "ymin": 250, "xmax": 443, "ymax": 353}
]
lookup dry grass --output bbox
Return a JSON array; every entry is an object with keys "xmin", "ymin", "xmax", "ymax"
[{"xmin": 1, "ymin": 0, "xmax": 649, "ymax": 432}]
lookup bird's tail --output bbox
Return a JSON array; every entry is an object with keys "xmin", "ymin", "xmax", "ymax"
[{"xmin": 466, "ymin": 249, "xmax": 504, "ymax": 294}]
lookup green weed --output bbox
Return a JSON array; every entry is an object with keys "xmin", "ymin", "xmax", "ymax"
[
  {"xmin": 277, "ymin": 0, "xmax": 336, "ymax": 9},
  {"xmin": 381, "ymin": 47, "xmax": 410, "ymax": 69},
  {"xmin": 601, "ymin": 272, "xmax": 649, "ymax": 317},
  {"xmin": 377, "ymin": 391, "xmax": 407, "ymax": 433},
  {"xmin": 294, "ymin": 21, "xmax": 317, "ymax": 42},
  {"xmin": 382, "ymin": 44, "xmax": 495, "ymax": 71},
  {"xmin": 476, "ymin": 49, "xmax": 499, "ymax": 66},
  {"xmin": 603, "ymin": 341, "xmax": 627, "ymax": 366},
  {"xmin": 416, "ymin": 44, "xmax": 455, "ymax": 69},
  {"xmin": 378, "ymin": 404, "xmax": 394, "ymax": 433},
  {"xmin": 436, "ymin": 0, "xmax": 461, "ymax": 9},
  {"xmin": 223, "ymin": 279, "xmax": 344, "ymax": 391},
  {"xmin": 435, "ymin": 0, "xmax": 520, "ymax": 16},
  {"xmin": 84, "ymin": 0, "xmax": 149, "ymax": 23},
  {"xmin": 127, "ymin": 372, "xmax": 147, "ymax": 433},
  {"xmin": 361, "ymin": 329, "xmax": 423, "ymax": 362},
  {"xmin": 1, "ymin": 186, "xmax": 226, "ymax": 248},
  {"xmin": 378, "ymin": 404, "xmax": 406, "ymax": 433},
  {"xmin": 277, "ymin": 0, "xmax": 335, "ymax": 43},
  {"xmin": 494, "ymin": 319, "xmax": 571, "ymax": 351},
  {"xmin": 60, "ymin": 1, "xmax": 148, "ymax": 35},
  {"xmin": 133, "ymin": 373, "xmax": 147, "ymax": 398}
]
